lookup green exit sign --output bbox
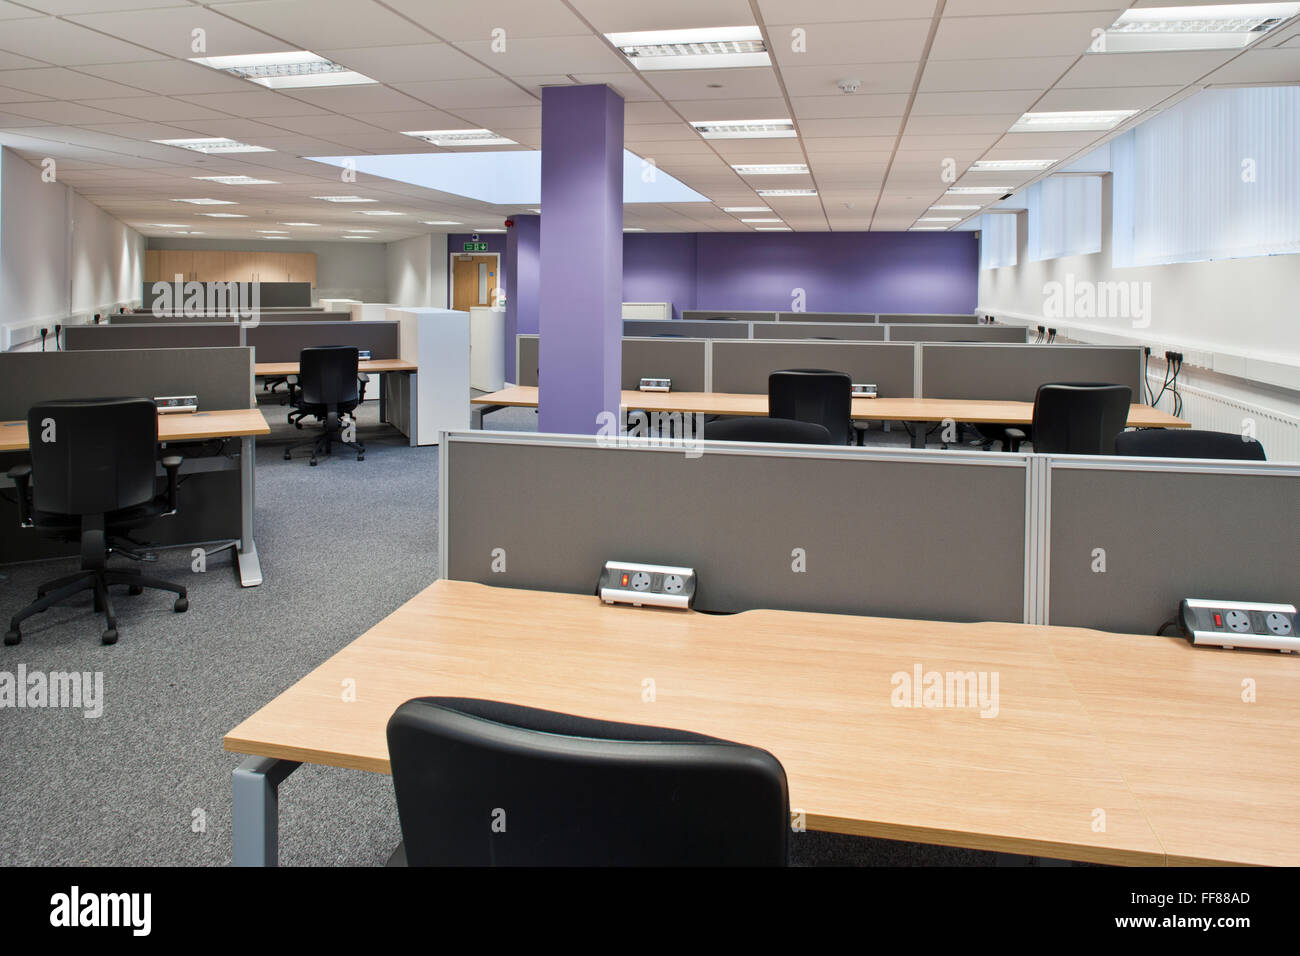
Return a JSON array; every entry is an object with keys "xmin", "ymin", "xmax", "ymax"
[{"xmin": 462, "ymin": 241, "xmax": 488, "ymax": 252}]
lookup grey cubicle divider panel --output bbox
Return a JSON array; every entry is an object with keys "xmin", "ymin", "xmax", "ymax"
[
  {"xmin": 921, "ymin": 344, "xmax": 1142, "ymax": 401},
  {"xmin": 515, "ymin": 335, "xmax": 708, "ymax": 391},
  {"xmin": 141, "ymin": 281, "xmax": 311, "ymax": 310},
  {"xmin": 620, "ymin": 338, "xmax": 708, "ymax": 391},
  {"xmin": 245, "ymin": 321, "xmax": 400, "ymax": 363},
  {"xmin": 444, "ymin": 434, "xmax": 1028, "ymax": 622},
  {"xmin": 1045, "ymin": 459, "xmax": 1300, "ymax": 634},
  {"xmin": 775, "ymin": 311, "xmax": 877, "ymax": 323},
  {"xmin": 624, "ymin": 320, "xmax": 749, "ymax": 338},
  {"xmin": 681, "ymin": 310, "xmax": 776, "ymax": 322},
  {"xmin": 66, "ymin": 323, "xmax": 241, "ymax": 350},
  {"xmin": 752, "ymin": 322, "xmax": 885, "ymax": 340},
  {"xmin": 114, "ymin": 310, "xmax": 338, "ymax": 324},
  {"xmin": 518, "ymin": 335, "xmax": 539, "ymax": 387},
  {"xmin": 0, "ymin": 346, "xmax": 253, "ymax": 419},
  {"xmin": 880, "ymin": 313, "xmax": 978, "ymax": 324},
  {"xmin": 887, "ymin": 324, "xmax": 1027, "ymax": 343},
  {"xmin": 711, "ymin": 340, "xmax": 915, "ymax": 396}
]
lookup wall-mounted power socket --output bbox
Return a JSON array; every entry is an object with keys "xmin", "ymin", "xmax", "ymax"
[
  {"xmin": 154, "ymin": 395, "xmax": 199, "ymax": 414},
  {"xmin": 851, "ymin": 383, "xmax": 878, "ymax": 399},
  {"xmin": 1179, "ymin": 599, "xmax": 1298, "ymax": 652},
  {"xmin": 599, "ymin": 561, "xmax": 696, "ymax": 610},
  {"xmin": 639, "ymin": 377, "xmax": 671, "ymax": 392}
]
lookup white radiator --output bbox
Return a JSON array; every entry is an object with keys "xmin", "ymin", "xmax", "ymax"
[
  {"xmin": 1150, "ymin": 377, "xmax": 1300, "ymax": 462},
  {"xmin": 622, "ymin": 302, "xmax": 672, "ymax": 320}
]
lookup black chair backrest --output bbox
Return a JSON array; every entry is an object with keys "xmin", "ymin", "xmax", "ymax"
[
  {"xmin": 299, "ymin": 346, "xmax": 359, "ymax": 406},
  {"xmin": 768, "ymin": 368, "xmax": 852, "ymax": 445},
  {"xmin": 1115, "ymin": 428, "xmax": 1267, "ymax": 461},
  {"xmin": 705, "ymin": 416, "xmax": 833, "ymax": 445},
  {"xmin": 387, "ymin": 697, "xmax": 789, "ymax": 866},
  {"xmin": 1031, "ymin": 382, "xmax": 1132, "ymax": 455},
  {"xmin": 26, "ymin": 398, "xmax": 158, "ymax": 516}
]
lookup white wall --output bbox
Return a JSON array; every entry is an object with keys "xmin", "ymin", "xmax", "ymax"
[
  {"xmin": 385, "ymin": 233, "xmax": 448, "ymax": 308},
  {"xmin": 1, "ymin": 148, "xmax": 143, "ymax": 344}
]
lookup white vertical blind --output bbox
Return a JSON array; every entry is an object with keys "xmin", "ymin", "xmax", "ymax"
[
  {"xmin": 1114, "ymin": 86, "xmax": 1300, "ymax": 266},
  {"xmin": 1027, "ymin": 175, "xmax": 1101, "ymax": 261},
  {"xmin": 978, "ymin": 214, "xmax": 1017, "ymax": 269}
]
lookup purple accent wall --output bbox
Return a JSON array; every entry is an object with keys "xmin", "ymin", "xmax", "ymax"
[
  {"xmin": 537, "ymin": 85, "xmax": 623, "ymax": 434},
  {"xmin": 622, "ymin": 233, "xmax": 697, "ymax": 319},
  {"xmin": 504, "ymin": 215, "xmax": 539, "ymax": 380}
]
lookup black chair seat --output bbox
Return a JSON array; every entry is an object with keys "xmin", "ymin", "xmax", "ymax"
[{"xmin": 1115, "ymin": 428, "xmax": 1266, "ymax": 460}]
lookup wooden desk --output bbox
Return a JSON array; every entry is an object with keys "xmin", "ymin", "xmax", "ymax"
[
  {"xmin": 254, "ymin": 359, "xmax": 417, "ymax": 377},
  {"xmin": 471, "ymin": 387, "xmax": 1189, "ymax": 445},
  {"xmin": 225, "ymin": 580, "xmax": 1298, "ymax": 866},
  {"xmin": 2, "ymin": 408, "xmax": 270, "ymax": 586}
]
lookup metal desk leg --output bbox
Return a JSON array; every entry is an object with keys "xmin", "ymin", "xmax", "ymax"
[
  {"xmin": 378, "ymin": 372, "xmax": 387, "ymax": 424},
  {"xmin": 232, "ymin": 756, "xmax": 300, "ymax": 867},
  {"xmin": 237, "ymin": 435, "xmax": 263, "ymax": 587},
  {"xmin": 909, "ymin": 422, "xmax": 927, "ymax": 449},
  {"xmin": 471, "ymin": 404, "xmax": 505, "ymax": 429}
]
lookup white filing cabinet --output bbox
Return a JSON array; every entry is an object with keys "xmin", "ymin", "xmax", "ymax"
[{"xmin": 469, "ymin": 306, "xmax": 506, "ymax": 391}]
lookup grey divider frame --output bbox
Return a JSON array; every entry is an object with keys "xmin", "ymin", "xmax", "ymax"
[
  {"xmin": 245, "ymin": 321, "xmax": 399, "ymax": 363},
  {"xmin": 624, "ymin": 320, "xmax": 749, "ymax": 338},
  {"xmin": 0, "ymin": 346, "xmax": 255, "ymax": 569},
  {"xmin": 441, "ymin": 432, "xmax": 1029, "ymax": 623},
  {"xmin": 67, "ymin": 323, "xmax": 240, "ymax": 350},
  {"xmin": 515, "ymin": 335, "xmax": 708, "ymax": 391},
  {"xmin": 114, "ymin": 310, "xmax": 338, "ymax": 323},
  {"xmin": 880, "ymin": 313, "xmax": 978, "ymax": 324},
  {"xmin": 752, "ymin": 322, "xmax": 884, "ymax": 340},
  {"xmin": 776, "ymin": 311, "xmax": 877, "ymax": 323},
  {"xmin": 1041, "ymin": 456, "xmax": 1300, "ymax": 634},
  {"xmin": 681, "ymin": 309, "xmax": 776, "ymax": 321},
  {"xmin": 887, "ymin": 324, "xmax": 1027, "ymax": 343},
  {"xmin": 921, "ymin": 343, "xmax": 1142, "ymax": 400},
  {"xmin": 711, "ymin": 340, "xmax": 915, "ymax": 396}
]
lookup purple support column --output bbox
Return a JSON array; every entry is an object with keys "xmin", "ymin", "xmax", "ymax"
[
  {"xmin": 504, "ymin": 214, "xmax": 539, "ymax": 382},
  {"xmin": 538, "ymin": 85, "xmax": 623, "ymax": 434}
]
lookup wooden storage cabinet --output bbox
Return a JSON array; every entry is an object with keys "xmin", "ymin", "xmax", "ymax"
[{"xmin": 144, "ymin": 250, "xmax": 317, "ymax": 287}]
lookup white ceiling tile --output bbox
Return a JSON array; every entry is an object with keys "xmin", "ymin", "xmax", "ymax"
[
  {"xmin": 368, "ymin": 0, "xmax": 590, "ymax": 41},
  {"xmin": 993, "ymin": 130, "xmax": 1104, "ymax": 149},
  {"xmin": 779, "ymin": 62, "xmax": 917, "ymax": 97},
  {"xmin": 789, "ymin": 94, "xmax": 909, "ymax": 119},
  {"xmin": 666, "ymin": 98, "xmax": 787, "ymax": 121},
  {"xmin": 643, "ymin": 67, "xmax": 782, "ymax": 100},
  {"xmin": 1, "ymin": 100, "xmax": 139, "ymax": 124},
  {"xmin": 905, "ymin": 113, "xmax": 1021, "ymax": 134},
  {"xmin": 929, "ymin": 12, "xmax": 1105, "ymax": 61},
  {"xmin": 278, "ymin": 85, "xmax": 430, "ymax": 113},
  {"xmin": 920, "ymin": 55, "xmax": 1078, "ymax": 92},
  {"xmin": 393, "ymin": 77, "xmax": 539, "ymax": 109},
  {"xmin": 209, "ymin": 0, "xmax": 426, "ymax": 49},
  {"xmin": 569, "ymin": 0, "xmax": 757, "ymax": 32},
  {"xmin": 453, "ymin": 35, "xmax": 629, "ymax": 75},
  {"xmin": 758, "ymin": 0, "xmax": 939, "ymax": 22},
  {"xmin": 77, "ymin": 60, "xmax": 258, "ymax": 96},
  {"xmin": 566, "ymin": 73, "xmax": 658, "ymax": 101},
  {"xmin": 1057, "ymin": 51, "xmax": 1237, "ymax": 87},
  {"xmin": 315, "ymin": 43, "xmax": 494, "ymax": 83},
  {"xmin": 911, "ymin": 90, "xmax": 1041, "ymax": 114},
  {"xmin": 1201, "ymin": 48, "xmax": 1300, "ymax": 86},
  {"xmin": 176, "ymin": 91, "xmax": 332, "ymax": 117},
  {"xmin": 942, "ymin": 0, "xmax": 1125, "ymax": 15},
  {"xmin": 80, "ymin": 96, "xmax": 233, "ymax": 122},
  {"xmin": 0, "ymin": 16, "xmax": 171, "ymax": 65},
  {"xmin": 1032, "ymin": 85, "xmax": 1183, "ymax": 111},
  {"xmin": 358, "ymin": 108, "xmax": 469, "ymax": 131},
  {"xmin": 0, "ymin": 48, "xmax": 50, "ymax": 70},
  {"xmin": 0, "ymin": 67, "xmax": 154, "ymax": 100},
  {"xmin": 67, "ymin": 7, "xmax": 296, "ymax": 60},
  {"xmin": 769, "ymin": 19, "xmax": 933, "ymax": 67},
  {"xmin": 798, "ymin": 117, "xmax": 903, "ymax": 137}
]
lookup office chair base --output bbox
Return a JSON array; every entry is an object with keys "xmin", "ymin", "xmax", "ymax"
[{"xmin": 6, "ymin": 566, "xmax": 189, "ymax": 647}]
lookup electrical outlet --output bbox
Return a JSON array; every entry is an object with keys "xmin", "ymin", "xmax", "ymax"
[
  {"xmin": 851, "ymin": 383, "xmax": 877, "ymax": 399},
  {"xmin": 639, "ymin": 377, "xmax": 671, "ymax": 392},
  {"xmin": 1179, "ymin": 599, "xmax": 1299, "ymax": 652},
  {"xmin": 599, "ymin": 561, "xmax": 696, "ymax": 610}
]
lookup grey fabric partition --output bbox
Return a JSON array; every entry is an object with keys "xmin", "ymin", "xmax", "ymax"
[
  {"xmin": 624, "ymin": 320, "xmax": 750, "ymax": 338},
  {"xmin": 516, "ymin": 335, "xmax": 708, "ymax": 391},
  {"xmin": 711, "ymin": 341, "xmax": 915, "ymax": 396},
  {"xmin": 115, "ymin": 310, "xmax": 337, "ymax": 323},
  {"xmin": 445, "ymin": 435, "xmax": 1027, "ymax": 622},
  {"xmin": 142, "ymin": 281, "xmax": 311, "ymax": 310},
  {"xmin": 752, "ymin": 322, "xmax": 884, "ymax": 340},
  {"xmin": 880, "ymin": 313, "xmax": 978, "ymax": 324},
  {"xmin": 888, "ymin": 324, "xmax": 1027, "ymax": 343},
  {"xmin": 246, "ymin": 321, "xmax": 399, "ymax": 363},
  {"xmin": 921, "ymin": 344, "xmax": 1142, "ymax": 400},
  {"xmin": 0, "ymin": 346, "xmax": 252, "ymax": 418},
  {"xmin": 67, "ymin": 323, "xmax": 240, "ymax": 350},
  {"xmin": 775, "ymin": 311, "xmax": 876, "ymax": 323},
  {"xmin": 1046, "ymin": 460, "xmax": 1300, "ymax": 634},
  {"xmin": 681, "ymin": 310, "xmax": 776, "ymax": 321}
]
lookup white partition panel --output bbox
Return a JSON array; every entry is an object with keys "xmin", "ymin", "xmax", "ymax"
[{"xmin": 387, "ymin": 306, "xmax": 471, "ymax": 445}]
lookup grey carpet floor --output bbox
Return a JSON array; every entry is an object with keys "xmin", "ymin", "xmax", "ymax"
[{"xmin": 0, "ymin": 395, "xmax": 1012, "ymax": 866}]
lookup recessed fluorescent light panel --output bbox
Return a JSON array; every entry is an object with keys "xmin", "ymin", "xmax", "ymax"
[
  {"xmin": 741, "ymin": 217, "xmax": 782, "ymax": 222},
  {"xmin": 361, "ymin": 210, "xmax": 404, "ymax": 216},
  {"xmin": 910, "ymin": 226, "xmax": 947, "ymax": 231},
  {"xmin": 755, "ymin": 188, "xmax": 818, "ymax": 197},
  {"xmin": 345, "ymin": 229, "xmax": 377, "ymax": 233},
  {"xmin": 474, "ymin": 228, "xmax": 506, "ymax": 233},
  {"xmin": 151, "ymin": 223, "xmax": 188, "ymax": 228},
  {"xmin": 197, "ymin": 213, "xmax": 247, "ymax": 218},
  {"xmin": 755, "ymin": 226, "xmax": 792, "ymax": 231},
  {"xmin": 722, "ymin": 206, "xmax": 770, "ymax": 212},
  {"xmin": 732, "ymin": 163, "xmax": 809, "ymax": 175},
  {"xmin": 970, "ymin": 160, "xmax": 1056, "ymax": 171},
  {"xmin": 917, "ymin": 217, "xmax": 961, "ymax": 223},
  {"xmin": 421, "ymin": 220, "xmax": 463, "ymax": 225},
  {"xmin": 623, "ymin": 227, "xmax": 646, "ymax": 232},
  {"xmin": 402, "ymin": 129, "xmax": 518, "ymax": 147},
  {"xmin": 280, "ymin": 222, "xmax": 319, "ymax": 227},
  {"xmin": 192, "ymin": 175, "xmax": 279, "ymax": 185},
  {"xmin": 189, "ymin": 51, "xmax": 376, "ymax": 89},
  {"xmin": 256, "ymin": 229, "xmax": 288, "ymax": 233},
  {"xmin": 172, "ymin": 198, "xmax": 236, "ymax": 205},
  {"xmin": 152, "ymin": 137, "xmax": 271, "ymax": 154},
  {"xmin": 1101, "ymin": 4, "xmax": 1300, "ymax": 52},
  {"xmin": 945, "ymin": 186, "xmax": 1012, "ymax": 195},
  {"xmin": 313, "ymin": 196, "xmax": 376, "ymax": 202},
  {"xmin": 691, "ymin": 119, "xmax": 796, "ymax": 139},
  {"xmin": 605, "ymin": 26, "xmax": 769, "ymax": 70},
  {"xmin": 929, "ymin": 205, "xmax": 982, "ymax": 211},
  {"xmin": 1010, "ymin": 110, "xmax": 1139, "ymax": 132}
]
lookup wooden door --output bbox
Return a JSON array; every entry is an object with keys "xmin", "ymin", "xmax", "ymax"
[
  {"xmin": 452, "ymin": 255, "xmax": 500, "ymax": 311},
  {"xmin": 253, "ymin": 251, "xmax": 288, "ymax": 282},
  {"xmin": 158, "ymin": 249, "xmax": 194, "ymax": 281},
  {"xmin": 225, "ymin": 251, "xmax": 255, "ymax": 282},
  {"xmin": 192, "ymin": 250, "xmax": 226, "ymax": 281},
  {"xmin": 144, "ymin": 250, "xmax": 161, "ymax": 282},
  {"xmin": 284, "ymin": 252, "xmax": 317, "ymax": 286}
]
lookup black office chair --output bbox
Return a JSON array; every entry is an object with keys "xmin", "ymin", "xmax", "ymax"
[
  {"xmin": 1004, "ymin": 382, "xmax": 1132, "ymax": 454},
  {"xmin": 768, "ymin": 368, "xmax": 853, "ymax": 445},
  {"xmin": 283, "ymin": 346, "xmax": 365, "ymax": 465},
  {"xmin": 5, "ymin": 398, "xmax": 189, "ymax": 646},
  {"xmin": 1115, "ymin": 428, "xmax": 1267, "ymax": 461},
  {"xmin": 704, "ymin": 416, "xmax": 833, "ymax": 444},
  {"xmin": 386, "ymin": 697, "xmax": 789, "ymax": 866}
]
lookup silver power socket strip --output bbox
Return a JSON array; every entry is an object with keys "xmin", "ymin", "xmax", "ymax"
[
  {"xmin": 1179, "ymin": 599, "xmax": 1298, "ymax": 653},
  {"xmin": 599, "ymin": 561, "xmax": 696, "ymax": 610}
]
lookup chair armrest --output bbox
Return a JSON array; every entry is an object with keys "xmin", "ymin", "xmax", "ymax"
[
  {"xmin": 286, "ymin": 375, "xmax": 298, "ymax": 385},
  {"xmin": 1003, "ymin": 427, "xmax": 1027, "ymax": 452},
  {"xmin": 7, "ymin": 464, "xmax": 33, "ymax": 527},
  {"xmin": 161, "ymin": 455, "xmax": 183, "ymax": 515},
  {"xmin": 358, "ymin": 372, "xmax": 370, "ymax": 382}
]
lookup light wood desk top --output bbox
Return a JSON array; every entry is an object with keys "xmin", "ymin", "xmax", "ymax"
[
  {"xmin": 225, "ymin": 579, "xmax": 1300, "ymax": 866},
  {"xmin": 0, "ymin": 407, "xmax": 269, "ymax": 452},
  {"xmin": 255, "ymin": 359, "xmax": 417, "ymax": 377},
  {"xmin": 472, "ymin": 386, "xmax": 1189, "ymax": 429}
]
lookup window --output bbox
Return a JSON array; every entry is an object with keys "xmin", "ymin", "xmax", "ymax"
[
  {"xmin": 1027, "ymin": 175, "xmax": 1101, "ymax": 261},
  {"xmin": 979, "ymin": 214, "xmax": 1017, "ymax": 269}
]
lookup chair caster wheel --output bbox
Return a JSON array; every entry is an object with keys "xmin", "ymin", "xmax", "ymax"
[
  {"xmin": 310, "ymin": 457, "xmax": 318, "ymax": 466},
  {"xmin": 295, "ymin": 422, "xmax": 303, "ymax": 430},
  {"xmin": 102, "ymin": 628, "xmax": 118, "ymax": 645},
  {"xmin": 129, "ymin": 585, "xmax": 143, "ymax": 595},
  {"xmin": 357, "ymin": 454, "xmax": 365, "ymax": 462},
  {"xmin": 283, "ymin": 451, "xmax": 291, "ymax": 460},
  {"xmin": 4, "ymin": 629, "xmax": 20, "ymax": 646},
  {"xmin": 174, "ymin": 597, "xmax": 188, "ymax": 613}
]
